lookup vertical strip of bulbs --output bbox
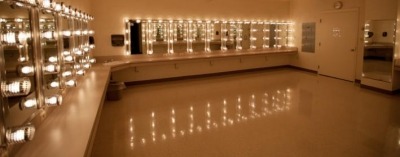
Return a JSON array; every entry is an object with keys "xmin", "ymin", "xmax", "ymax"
[
  {"xmin": 236, "ymin": 22, "xmax": 243, "ymax": 50},
  {"xmin": 125, "ymin": 20, "xmax": 131, "ymax": 55},
  {"xmin": 204, "ymin": 21, "xmax": 211, "ymax": 52},
  {"xmin": 221, "ymin": 21, "xmax": 228, "ymax": 51},
  {"xmin": 167, "ymin": 21, "xmax": 174, "ymax": 54},
  {"xmin": 263, "ymin": 22, "xmax": 270, "ymax": 48},
  {"xmin": 364, "ymin": 23, "xmax": 370, "ymax": 44},
  {"xmin": 186, "ymin": 21, "xmax": 193, "ymax": 53},
  {"xmin": 229, "ymin": 22, "xmax": 236, "ymax": 42},
  {"xmin": 286, "ymin": 22, "xmax": 295, "ymax": 47},
  {"xmin": 146, "ymin": 20, "xmax": 153, "ymax": 54},
  {"xmin": 274, "ymin": 23, "xmax": 281, "ymax": 48},
  {"xmin": 250, "ymin": 22, "xmax": 257, "ymax": 50}
]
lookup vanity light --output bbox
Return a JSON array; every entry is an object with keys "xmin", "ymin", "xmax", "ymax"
[
  {"xmin": 63, "ymin": 30, "xmax": 72, "ymax": 37},
  {"xmin": 19, "ymin": 98, "xmax": 38, "ymax": 110},
  {"xmin": 42, "ymin": 31, "xmax": 54, "ymax": 39},
  {"xmin": 65, "ymin": 79, "xmax": 77, "ymax": 87},
  {"xmin": 40, "ymin": 0, "xmax": 51, "ymax": 8},
  {"xmin": 64, "ymin": 55, "xmax": 74, "ymax": 62},
  {"xmin": 18, "ymin": 64, "xmax": 35, "ymax": 76},
  {"xmin": 6, "ymin": 124, "xmax": 35, "ymax": 145},
  {"xmin": 76, "ymin": 69, "xmax": 85, "ymax": 76},
  {"xmin": 53, "ymin": 2, "xmax": 62, "ymax": 11},
  {"xmin": 74, "ymin": 49, "xmax": 83, "ymax": 56},
  {"xmin": 62, "ymin": 71, "xmax": 73, "ymax": 77},
  {"xmin": 1, "ymin": 77, "xmax": 31, "ymax": 97},
  {"xmin": 89, "ymin": 58, "xmax": 96, "ymax": 64},
  {"xmin": 48, "ymin": 56, "xmax": 58, "ymax": 63},
  {"xmin": 45, "ymin": 95, "xmax": 62, "ymax": 106},
  {"xmin": 44, "ymin": 64, "xmax": 59, "ymax": 73},
  {"xmin": 48, "ymin": 80, "xmax": 60, "ymax": 88},
  {"xmin": 18, "ymin": 57, "xmax": 27, "ymax": 62},
  {"xmin": 83, "ymin": 63, "xmax": 91, "ymax": 69}
]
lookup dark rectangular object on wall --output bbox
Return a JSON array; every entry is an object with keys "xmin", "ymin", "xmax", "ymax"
[
  {"xmin": 111, "ymin": 34, "xmax": 124, "ymax": 46},
  {"xmin": 302, "ymin": 23, "xmax": 316, "ymax": 53}
]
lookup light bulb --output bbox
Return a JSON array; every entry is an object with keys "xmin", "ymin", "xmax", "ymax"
[
  {"xmin": 89, "ymin": 58, "xmax": 96, "ymax": 64},
  {"xmin": 20, "ymin": 98, "xmax": 37, "ymax": 110},
  {"xmin": 6, "ymin": 125, "xmax": 35, "ymax": 145},
  {"xmin": 48, "ymin": 56, "xmax": 58, "ymax": 63},
  {"xmin": 75, "ymin": 50, "xmax": 83, "ymax": 56},
  {"xmin": 65, "ymin": 79, "xmax": 77, "ymax": 87},
  {"xmin": 45, "ymin": 95, "xmax": 62, "ymax": 106},
  {"xmin": 44, "ymin": 64, "xmax": 58, "ymax": 73},
  {"xmin": 1, "ymin": 77, "xmax": 31, "ymax": 97},
  {"xmin": 89, "ymin": 44, "xmax": 95, "ymax": 49},
  {"xmin": 76, "ymin": 69, "xmax": 85, "ymax": 76},
  {"xmin": 83, "ymin": 47, "xmax": 90, "ymax": 52},
  {"xmin": 62, "ymin": 71, "xmax": 72, "ymax": 77},
  {"xmin": 18, "ymin": 32, "xmax": 28, "ymax": 43},
  {"xmin": 63, "ymin": 30, "xmax": 71, "ymax": 37},
  {"xmin": 18, "ymin": 64, "xmax": 34, "ymax": 76},
  {"xmin": 41, "ymin": 0, "xmax": 51, "ymax": 8},
  {"xmin": 64, "ymin": 55, "xmax": 74, "ymax": 62},
  {"xmin": 62, "ymin": 51, "xmax": 71, "ymax": 56},
  {"xmin": 83, "ymin": 63, "xmax": 91, "ymax": 69},
  {"xmin": 54, "ymin": 3, "xmax": 62, "ymax": 11},
  {"xmin": 49, "ymin": 80, "xmax": 60, "ymax": 88},
  {"xmin": 18, "ymin": 57, "xmax": 27, "ymax": 62},
  {"xmin": 42, "ymin": 31, "xmax": 53, "ymax": 39}
]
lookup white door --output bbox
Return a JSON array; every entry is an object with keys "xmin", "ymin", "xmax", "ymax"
[{"xmin": 318, "ymin": 9, "xmax": 359, "ymax": 81}]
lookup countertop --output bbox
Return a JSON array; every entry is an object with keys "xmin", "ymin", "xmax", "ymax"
[
  {"xmin": 103, "ymin": 47, "xmax": 298, "ymax": 71},
  {"xmin": 15, "ymin": 65, "xmax": 111, "ymax": 157}
]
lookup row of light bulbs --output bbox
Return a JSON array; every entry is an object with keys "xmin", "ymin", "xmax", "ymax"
[
  {"xmin": 0, "ymin": 0, "xmax": 95, "ymax": 148},
  {"xmin": 125, "ymin": 19, "xmax": 295, "ymax": 55}
]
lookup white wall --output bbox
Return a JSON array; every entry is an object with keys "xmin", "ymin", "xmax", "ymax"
[
  {"xmin": 290, "ymin": 0, "xmax": 397, "ymax": 80},
  {"xmin": 91, "ymin": 0, "xmax": 291, "ymax": 56}
]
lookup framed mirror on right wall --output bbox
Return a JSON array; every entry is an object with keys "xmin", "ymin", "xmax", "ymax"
[{"xmin": 361, "ymin": 0, "xmax": 400, "ymax": 93}]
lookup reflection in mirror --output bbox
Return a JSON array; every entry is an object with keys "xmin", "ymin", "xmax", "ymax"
[
  {"xmin": 130, "ymin": 19, "xmax": 294, "ymax": 55},
  {"xmin": 363, "ymin": 20, "xmax": 396, "ymax": 82}
]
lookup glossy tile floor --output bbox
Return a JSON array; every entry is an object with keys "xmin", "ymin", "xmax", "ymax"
[{"xmin": 92, "ymin": 68, "xmax": 400, "ymax": 157}]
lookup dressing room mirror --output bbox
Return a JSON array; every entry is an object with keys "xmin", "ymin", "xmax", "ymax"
[
  {"xmin": 132, "ymin": 20, "xmax": 294, "ymax": 54},
  {"xmin": 0, "ymin": 1, "xmax": 39, "ymax": 128},
  {"xmin": 363, "ymin": 20, "xmax": 396, "ymax": 82}
]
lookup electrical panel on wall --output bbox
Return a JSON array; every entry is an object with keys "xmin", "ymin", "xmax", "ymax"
[{"xmin": 0, "ymin": 0, "xmax": 95, "ymax": 156}]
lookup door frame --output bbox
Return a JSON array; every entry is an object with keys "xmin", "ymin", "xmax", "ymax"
[{"xmin": 317, "ymin": 8, "xmax": 360, "ymax": 82}]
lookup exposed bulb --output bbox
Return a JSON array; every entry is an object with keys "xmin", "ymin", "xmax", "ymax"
[
  {"xmin": 65, "ymin": 79, "xmax": 77, "ymax": 87},
  {"xmin": 63, "ymin": 30, "xmax": 71, "ymax": 37},
  {"xmin": 48, "ymin": 56, "xmax": 58, "ymax": 63},
  {"xmin": 83, "ymin": 63, "xmax": 91, "ymax": 69},
  {"xmin": 45, "ymin": 95, "xmax": 62, "ymax": 106},
  {"xmin": 6, "ymin": 125, "xmax": 35, "ymax": 145},
  {"xmin": 20, "ymin": 98, "xmax": 37, "ymax": 110},
  {"xmin": 44, "ymin": 64, "xmax": 58, "ymax": 73},
  {"xmin": 18, "ymin": 64, "xmax": 34, "ymax": 76},
  {"xmin": 1, "ymin": 77, "xmax": 31, "ymax": 97},
  {"xmin": 49, "ymin": 80, "xmax": 60, "ymax": 88},
  {"xmin": 76, "ymin": 69, "xmax": 85, "ymax": 76},
  {"xmin": 62, "ymin": 71, "xmax": 72, "ymax": 77},
  {"xmin": 64, "ymin": 55, "xmax": 74, "ymax": 62}
]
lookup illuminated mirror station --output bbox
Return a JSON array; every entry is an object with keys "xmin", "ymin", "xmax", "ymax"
[
  {"xmin": 0, "ymin": 0, "xmax": 95, "ymax": 155},
  {"xmin": 124, "ymin": 19, "xmax": 294, "ymax": 55}
]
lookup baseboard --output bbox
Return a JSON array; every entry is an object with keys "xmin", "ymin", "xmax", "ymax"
[
  {"xmin": 355, "ymin": 79, "xmax": 361, "ymax": 84},
  {"xmin": 360, "ymin": 84, "xmax": 400, "ymax": 95},
  {"xmin": 287, "ymin": 65, "xmax": 318, "ymax": 74}
]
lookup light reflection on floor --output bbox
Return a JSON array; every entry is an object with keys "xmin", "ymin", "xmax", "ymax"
[{"xmin": 92, "ymin": 69, "xmax": 400, "ymax": 157}]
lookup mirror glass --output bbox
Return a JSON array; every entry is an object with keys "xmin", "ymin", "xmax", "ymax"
[
  {"xmin": 132, "ymin": 20, "xmax": 294, "ymax": 54},
  {"xmin": 363, "ymin": 20, "xmax": 396, "ymax": 82},
  {"xmin": 0, "ymin": 2, "xmax": 37, "ymax": 127}
]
